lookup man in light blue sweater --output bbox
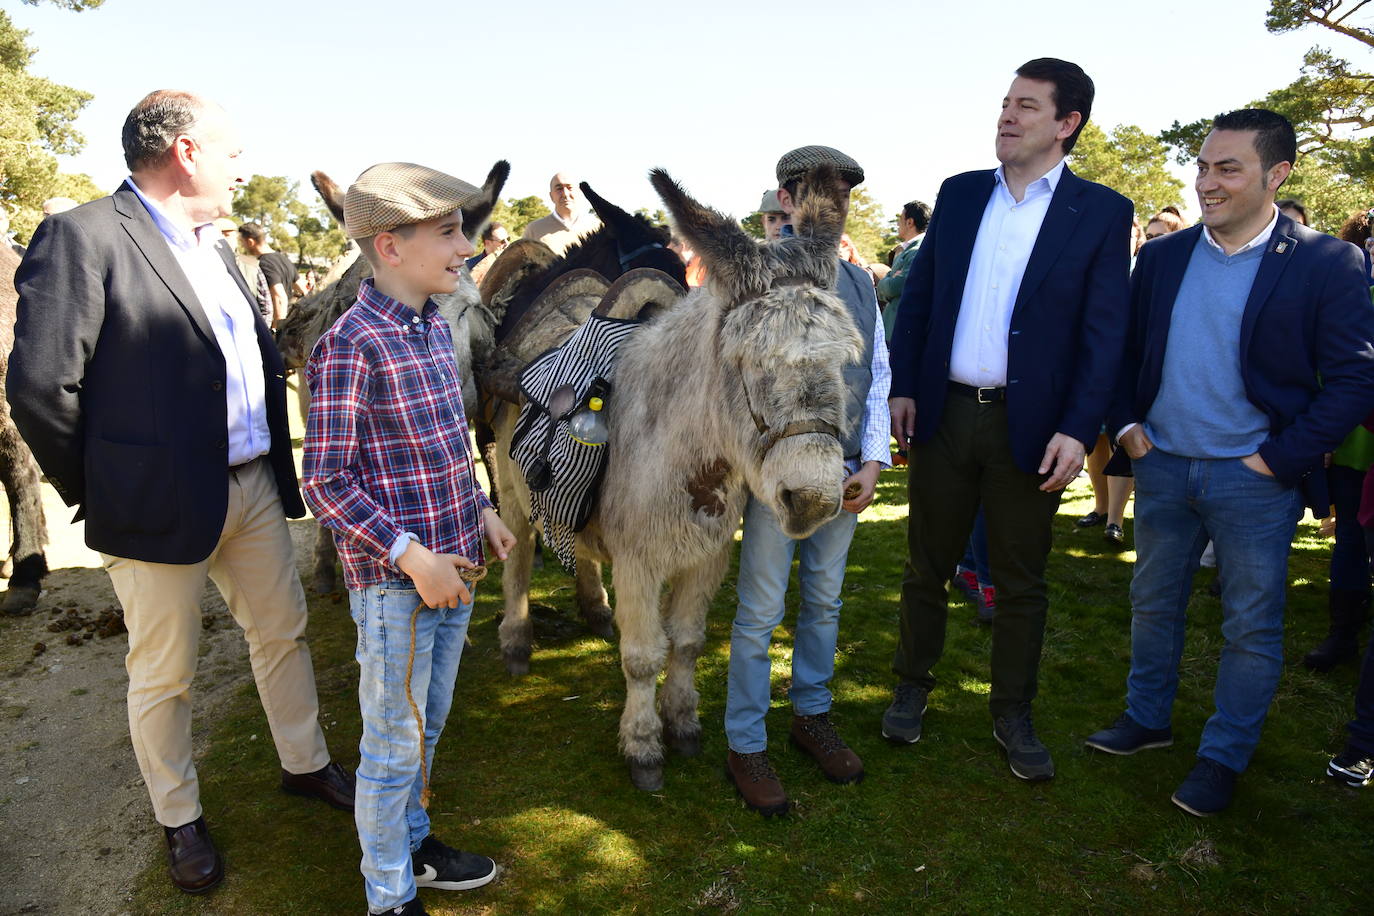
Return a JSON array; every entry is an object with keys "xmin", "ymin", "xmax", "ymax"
[{"xmin": 1087, "ymin": 110, "xmax": 1374, "ymax": 816}]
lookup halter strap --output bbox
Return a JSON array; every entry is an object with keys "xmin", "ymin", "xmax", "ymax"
[{"xmin": 617, "ymin": 241, "xmax": 665, "ymax": 270}]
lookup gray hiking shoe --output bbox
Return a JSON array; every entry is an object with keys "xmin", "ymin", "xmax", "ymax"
[
  {"xmin": 881, "ymin": 681, "xmax": 929, "ymax": 745},
  {"xmin": 993, "ymin": 705, "xmax": 1055, "ymax": 781}
]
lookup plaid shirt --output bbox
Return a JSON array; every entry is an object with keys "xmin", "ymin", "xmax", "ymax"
[{"xmin": 302, "ymin": 278, "xmax": 490, "ymax": 591}]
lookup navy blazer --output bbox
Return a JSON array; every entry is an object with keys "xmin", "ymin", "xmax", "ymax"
[
  {"xmin": 889, "ymin": 165, "xmax": 1133, "ymax": 473},
  {"xmin": 8, "ymin": 182, "xmax": 305, "ymax": 564},
  {"xmin": 1107, "ymin": 215, "xmax": 1374, "ymax": 509}
]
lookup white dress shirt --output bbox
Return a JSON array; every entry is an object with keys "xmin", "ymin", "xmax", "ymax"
[
  {"xmin": 127, "ymin": 179, "xmax": 272, "ymax": 466},
  {"xmin": 949, "ymin": 159, "xmax": 1067, "ymax": 387}
]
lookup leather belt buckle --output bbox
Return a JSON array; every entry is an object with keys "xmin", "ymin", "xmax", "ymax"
[{"xmin": 976, "ymin": 387, "xmax": 998, "ymax": 404}]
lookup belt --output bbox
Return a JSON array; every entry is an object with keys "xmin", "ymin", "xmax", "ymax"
[
  {"xmin": 949, "ymin": 382, "xmax": 1006, "ymax": 403},
  {"xmin": 229, "ymin": 455, "xmax": 265, "ymax": 475}
]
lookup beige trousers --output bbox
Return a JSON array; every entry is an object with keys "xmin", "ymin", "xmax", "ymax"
[{"xmin": 102, "ymin": 458, "xmax": 329, "ymax": 827}]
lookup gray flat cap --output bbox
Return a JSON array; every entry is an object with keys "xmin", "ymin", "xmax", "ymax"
[
  {"xmin": 775, "ymin": 145, "xmax": 865, "ymax": 187},
  {"xmin": 343, "ymin": 162, "xmax": 481, "ymax": 238}
]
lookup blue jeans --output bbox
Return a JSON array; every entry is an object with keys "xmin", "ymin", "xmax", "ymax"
[
  {"xmin": 350, "ymin": 582, "xmax": 474, "ymax": 912},
  {"xmin": 1126, "ymin": 449, "xmax": 1302, "ymax": 773},
  {"xmin": 725, "ymin": 497, "xmax": 858, "ymax": 753}
]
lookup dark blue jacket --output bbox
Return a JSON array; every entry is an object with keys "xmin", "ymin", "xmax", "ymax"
[
  {"xmin": 1107, "ymin": 215, "xmax": 1374, "ymax": 510},
  {"xmin": 889, "ymin": 165, "xmax": 1133, "ymax": 473}
]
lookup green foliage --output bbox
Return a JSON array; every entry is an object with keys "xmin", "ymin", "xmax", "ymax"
[
  {"xmin": 490, "ymin": 195, "xmax": 550, "ymax": 238},
  {"xmin": 740, "ymin": 211, "xmax": 764, "ymax": 238},
  {"xmin": 19, "ymin": 0, "xmax": 104, "ymax": 9},
  {"xmin": 1072, "ymin": 122, "xmax": 1185, "ymax": 217},
  {"xmin": 843, "ymin": 186, "xmax": 898, "ymax": 265},
  {"xmin": 0, "ymin": 9, "xmax": 96, "ymax": 241},
  {"xmin": 633, "ymin": 206, "xmax": 668, "ymax": 227},
  {"xmin": 1160, "ymin": 1, "xmax": 1373, "ymax": 229},
  {"xmin": 231, "ymin": 174, "xmax": 348, "ymax": 267}
]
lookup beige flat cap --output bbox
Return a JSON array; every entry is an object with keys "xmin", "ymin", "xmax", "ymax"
[
  {"xmin": 343, "ymin": 162, "xmax": 481, "ymax": 238},
  {"xmin": 775, "ymin": 146, "xmax": 865, "ymax": 188},
  {"xmin": 757, "ymin": 189, "xmax": 786, "ymax": 214}
]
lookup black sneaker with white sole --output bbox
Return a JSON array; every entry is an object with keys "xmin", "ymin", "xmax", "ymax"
[
  {"xmin": 412, "ymin": 834, "xmax": 497, "ymax": 891},
  {"xmin": 1326, "ymin": 747, "xmax": 1374, "ymax": 787},
  {"xmin": 372, "ymin": 898, "xmax": 426, "ymax": 916}
]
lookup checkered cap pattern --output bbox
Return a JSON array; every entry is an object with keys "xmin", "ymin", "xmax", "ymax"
[
  {"xmin": 774, "ymin": 146, "xmax": 865, "ymax": 187},
  {"xmin": 343, "ymin": 162, "xmax": 481, "ymax": 238}
]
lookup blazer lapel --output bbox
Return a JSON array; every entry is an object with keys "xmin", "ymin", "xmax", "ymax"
[
  {"xmin": 1239, "ymin": 216, "xmax": 1299, "ymax": 360},
  {"xmin": 945, "ymin": 172, "xmax": 996, "ymax": 288},
  {"xmin": 112, "ymin": 183, "xmax": 219, "ymax": 348},
  {"xmin": 1149, "ymin": 226, "xmax": 1202, "ymax": 329},
  {"xmin": 1012, "ymin": 168, "xmax": 1085, "ymax": 315}
]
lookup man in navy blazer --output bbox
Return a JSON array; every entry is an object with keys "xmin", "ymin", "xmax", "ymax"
[
  {"xmin": 1085, "ymin": 109, "xmax": 1374, "ymax": 816},
  {"xmin": 8, "ymin": 91, "xmax": 352, "ymax": 893},
  {"xmin": 883, "ymin": 58, "xmax": 1132, "ymax": 782}
]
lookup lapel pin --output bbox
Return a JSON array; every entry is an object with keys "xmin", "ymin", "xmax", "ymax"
[{"xmin": 1275, "ymin": 241, "xmax": 1289, "ymax": 254}]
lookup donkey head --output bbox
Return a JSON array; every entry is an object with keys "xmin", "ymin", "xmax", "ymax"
[
  {"xmin": 577, "ymin": 181, "xmax": 687, "ymax": 284},
  {"xmin": 650, "ymin": 166, "xmax": 863, "ymax": 538}
]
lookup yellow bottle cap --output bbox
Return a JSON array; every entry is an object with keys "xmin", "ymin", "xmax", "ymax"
[{"xmin": 589, "ymin": 397, "xmax": 603, "ymax": 411}]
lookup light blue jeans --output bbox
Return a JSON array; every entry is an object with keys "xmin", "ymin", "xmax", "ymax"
[
  {"xmin": 1126, "ymin": 449, "xmax": 1303, "ymax": 773},
  {"xmin": 725, "ymin": 497, "xmax": 858, "ymax": 753},
  {"xmin": 350, "ymin": 581, "xmax": 474, "ymax": 912}
]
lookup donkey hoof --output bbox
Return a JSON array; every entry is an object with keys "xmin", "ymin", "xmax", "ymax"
[
  {"xmin": 628, "ymin": 759, "xmax": 664, "ymax": 792},
  {"xmin": 665, "ymin": 727, "xmax": 702, "ymax": 758},
  {"xmin": 583, "ymin": 607, "xmax": 616, "ymax": 640},
  {"xmin": 2, "ymin": 585, "xmax": 41, "ymax": 615},
  {"xmin": 503, "ymin": 647, "xmax": 532, "ymax": 677}
]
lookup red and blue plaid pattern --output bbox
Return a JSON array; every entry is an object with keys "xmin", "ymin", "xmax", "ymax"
[{"xmin": 302, "ymin": 278, "xmax": 490, "ymax": 591}]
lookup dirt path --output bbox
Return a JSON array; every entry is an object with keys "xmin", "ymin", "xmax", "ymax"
[{"xmin": 0, "ymin": 476, "xmax": 320, "ymax": 915}]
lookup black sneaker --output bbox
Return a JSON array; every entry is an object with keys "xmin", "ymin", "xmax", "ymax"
[
  {"xmin": 1084, "ymin": 712, "xmax": 1173, "ymax": 755},
  {"xmin": 412, "ymin": 835, "xmax": 497, "ymax": 891},
  {"xmin": 993, "ymin": 705, "xmax": 1054, "ymax": 781},
  {"xmin": 1075, "ymin": 511, "xmax": 1106, "ymax": 528},
  {"xmin": 882, "ymin": 681, "xmax": 929, "ymax": 744},
  {"xmin": 1326, "ymin": 747, "xmax": 1374, "ymax": 787},
  {"xmin": 372, "ymin": 899, "xmax": 427, "ymax": 916},
  {"xmin": 1171, "ymin": 757, "xmax": 1237, "ymax": 817}
]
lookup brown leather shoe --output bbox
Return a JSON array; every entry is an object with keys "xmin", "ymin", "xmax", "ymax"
[
  {"xmin": 281, "ymin": 761, "xmax": 355, "ymax": 811},
  {"xmin": 164, "ymin": 816, "xmax": 224, "ymax": 894},
  {"xmin": 790, "ymin": 712, "xmax": 864, "ymax": 784},
  {"xmin": 726, "ymin": 750, "xmax": 789, "ymax": 817}
]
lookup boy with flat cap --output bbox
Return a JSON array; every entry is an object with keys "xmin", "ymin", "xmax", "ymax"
[
  {"xmin": 723, "ymin": 145, "xmax": 891, "ymax": 816},
  {"xmin": 302, "ymin": 162, "xmax": 516, "ymax": 916}
]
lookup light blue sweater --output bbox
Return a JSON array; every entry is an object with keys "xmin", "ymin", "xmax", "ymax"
[{"xmin": 1144, "ymin": 235, "xmax": 1270, "ymax": 458}]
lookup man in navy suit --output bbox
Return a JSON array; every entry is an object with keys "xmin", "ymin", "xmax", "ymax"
[
  {"xmin": 1084, "ymin": 109, "xmax": 1374, "ymax": 815},
  {"xmin": 884, "ymin": 58, "xmax": 1133, "ymax": 781}
]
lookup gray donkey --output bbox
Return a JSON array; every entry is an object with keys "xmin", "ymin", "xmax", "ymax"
[{"xmin": 494, "ymin": 166, "xmax": 863, "ymax": 790}]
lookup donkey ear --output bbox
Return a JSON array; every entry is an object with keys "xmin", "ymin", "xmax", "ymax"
[
  {"xmin": 579, "ymin": 181, "xmax": 639, "ymax": 240},
  {"xmin": 648, "ymin": 168, "xmax": 768, "ymax": 304},
  {"xmin": 311, "ymin": 171, "xmax": 346, "ymax": 226},
  {"xmin": 461, "ymin": 159, "xmax": 511, "ymax": 243},
  {"xmin": 790, "ymin": 163, "xmax": 846, "ymax": 256}
]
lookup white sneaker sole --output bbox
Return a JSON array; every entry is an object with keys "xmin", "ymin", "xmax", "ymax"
[
  {"xmin": 1170, "ymin": 792, "xmax": 1219, "ymax": 817},
  {"xmin": 993, "ymin": 729, "xmax": 1054, "ymax": 781},
  {"xmin": 1326, "ymin": 762, "xmax": 1373, "ymax": 787},
  {"xmin": 1084, "ymin": 736, "xmax": 1173, "ymax": 756}
]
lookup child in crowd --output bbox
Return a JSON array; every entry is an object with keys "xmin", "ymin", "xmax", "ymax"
[{"xmin": 302, "ymin": 162, "xmax": 516, "ymax": 916}]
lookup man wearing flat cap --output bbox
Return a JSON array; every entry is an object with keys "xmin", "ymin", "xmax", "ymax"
[
  {"xmin": 8, "ymin": 90, "xmax": 353, "ymax": 895},
  {"xmin": 883, "ymin": 58, "xmax": 1132, "ymax": 782},
  {"xmin": 723, "ymin": 145, "xmax": 891, "ymax": 816}
]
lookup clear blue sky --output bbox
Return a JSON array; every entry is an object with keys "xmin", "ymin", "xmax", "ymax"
[{"xmin": 11, "ymin": 0, "xmax": 1324, "ymax": 224}]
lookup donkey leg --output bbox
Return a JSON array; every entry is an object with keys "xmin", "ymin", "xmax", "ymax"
[
  {"xmin": 660, "ymin": 545, "xmax": 731, "ymax": 758},
  {"xmin": 573, "ymin": 546, "xmax": 615, "ymax": 640},
  {"xmin": 0, "ymin": 430, "xmax": 47, "ymax": 615},
  {"xmin": 311, "ymin": 524, "xmax": 338, "ymax": 594},
  {"xmin": 613, "ymin": 562, "xmax": 668, "ymax": 791},
  {"xmin": 497, "ymin": 508, "xmax": 537, "ymax": 676}
]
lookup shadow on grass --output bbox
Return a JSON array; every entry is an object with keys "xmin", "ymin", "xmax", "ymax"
[{"xmin": 131, "ymin": 477, "xmax": 1368, "ymax": 914}]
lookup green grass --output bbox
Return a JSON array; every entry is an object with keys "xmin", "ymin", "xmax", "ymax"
[{"xmin": 131, "ymin": 474, "xmax": 1370, "ymax": 914}]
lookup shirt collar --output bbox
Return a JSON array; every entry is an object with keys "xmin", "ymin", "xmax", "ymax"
[
  {"xmin": 901, "ymin": 233, "xmax": 924, "ymax": 250},
  {"xmin": 126, "ymin": 176, "xmax": 213, "ymax": 252},
  {"xmin": 994, "ymin": 157, "xmax": 1067, "ymax": 197},
  {"xmin": 1202, "ymin": 205, "xmax": 1279, "ymax": 256},
  {"xmin": 357, "ymin": 277, "xmax": 437, "ymax": 324}
]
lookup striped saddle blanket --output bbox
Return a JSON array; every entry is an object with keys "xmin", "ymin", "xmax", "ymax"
[{"xmin": 509, "ymin": 314, "xmax": 640, "ymax": 574}]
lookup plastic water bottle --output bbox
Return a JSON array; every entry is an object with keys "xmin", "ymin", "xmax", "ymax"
[{"xmin": 569, "ymin": 397, "xmax": 609, "ymax": 446}]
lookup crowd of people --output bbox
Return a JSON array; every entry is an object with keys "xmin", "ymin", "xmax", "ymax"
[{"xmin": 5, "ymin": 52, "xmax": 1374, "ymax": 915}]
